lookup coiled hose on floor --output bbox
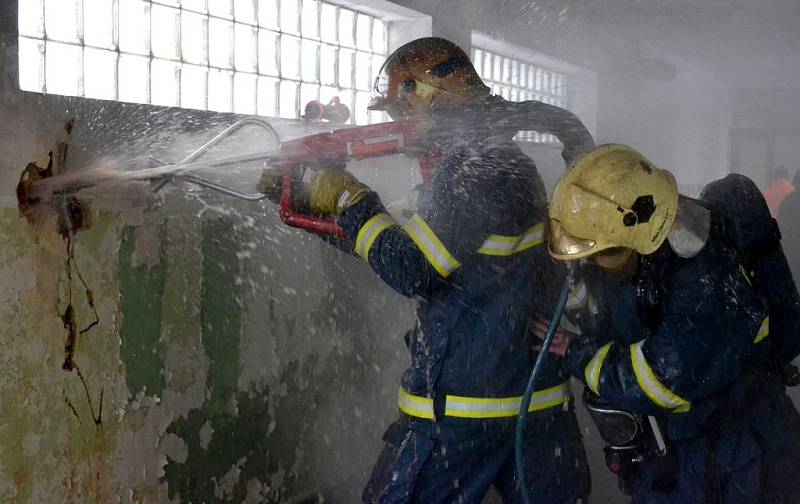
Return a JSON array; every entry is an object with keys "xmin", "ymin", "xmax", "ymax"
[{"xmin": 515, "ymin": 273, "xmax": 573, "ymax": 504}]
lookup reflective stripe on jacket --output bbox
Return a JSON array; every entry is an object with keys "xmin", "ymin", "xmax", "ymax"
[{"xmin": 339, "ymin": 135, "xmax": 567, "ymax": 400}]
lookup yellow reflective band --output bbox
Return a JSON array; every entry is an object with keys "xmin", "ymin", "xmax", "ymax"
[
  {"xmin": 398, "ymin": 388, "xmax": 435, "ymax": 420},
  {"xmin": 585, "ymin": 342, "xmax": 613, "ymax": 396},
  {"xmin": 403, "ymin": 213, "xmax": 461, "ymax": 278},
  {"xmin": 443, "ymin": 382, "xmax": 570, "ymax": 419},
  {"xmin": 739, "ymin": 264, "xmax": 753, "ymax": 287},
  {"xmin": 567, "ymin": 281, "xmax": 588, "ymax": 311},
  {"xmin": 355, "ymin": 213, "xmax": 397, "ymax": 260},
  {"xmin": 477, "ymin": 223, "xmax": 545, "ymax": 256},
  {"xmin": 631, "ymin": 340, "xmax": 691, "ymax": 413},
  {"xmin": 754, "ymin": 316, "xmax": 770, "ymax": 344}
]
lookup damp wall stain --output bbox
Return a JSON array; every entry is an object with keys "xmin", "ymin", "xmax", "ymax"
[
  {"xmin": 118, "ymin": 221, "xmax": 168, "ymax": 398},
  {"xmin": 0, "ymin": 13, "xmax": 411, "ymax": 504}
]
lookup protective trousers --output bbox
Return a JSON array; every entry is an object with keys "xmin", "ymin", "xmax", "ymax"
[
  {"xmin": 362, "ymin": 407, "xmax": 590, "ymax": 504},
  {"xmin": 629, "ymin": 391, "xmax": 800, "ymax": 503}
]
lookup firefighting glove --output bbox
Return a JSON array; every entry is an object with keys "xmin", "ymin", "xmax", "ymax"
[
  {"xmin": 257, "ymin": 167, "xmax": 283, "ymax": 193},
  {"xmin": 308, "ymin": 169, "xmax": 368, "ymax": 215}
]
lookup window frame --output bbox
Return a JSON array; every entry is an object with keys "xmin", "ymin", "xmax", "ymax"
[{"xmin": 17, "ymin": 0, "xmax": 400, "ymax": 124}]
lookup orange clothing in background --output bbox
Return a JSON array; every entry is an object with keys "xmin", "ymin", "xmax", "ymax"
[{"xmin": 763, "ymin": 178, "xmax": 795, "ymax": 217}]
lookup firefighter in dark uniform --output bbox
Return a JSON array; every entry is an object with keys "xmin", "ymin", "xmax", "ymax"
[
  {"xmin": 303, "ymin": 38, "xmax": 593, "ymax": 503},
  {"xmin": 540, "ymin": 144, "xmax": 800, "ymax": 503}
]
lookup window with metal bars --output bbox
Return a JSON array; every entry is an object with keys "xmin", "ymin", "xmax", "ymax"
[
  {"xmin": 18, "ymin": 0, "xmax": 389, "ymax": 124},
  {"xmin": 471, "ymin": 47, "xmax": 568, "ymax": 143}
]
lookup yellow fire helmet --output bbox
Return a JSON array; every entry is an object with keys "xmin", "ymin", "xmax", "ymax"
[
  {"xmin": 548, "ymin": 144, "xmax": 679, "ymax": 261},
  {"xmin": 368, "ymin": 37, "xmax": 490, "ymax": 122}
]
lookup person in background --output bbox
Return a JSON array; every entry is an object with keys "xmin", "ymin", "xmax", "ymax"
[
  {"xmin": 777, "ymin": 168, "xmax": 800, "ymax": 286},
  {"xmin": 534, "ymin": 144, "xmax": 800, "ymax": 503},
  {"xmin": 762, "ymin": 165, "xmax": 794, "ymax": 217}
]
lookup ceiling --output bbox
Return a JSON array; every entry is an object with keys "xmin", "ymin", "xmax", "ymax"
[{"xmin": 473, "ymin": 0, "xmax": 800, "ymax": 90}]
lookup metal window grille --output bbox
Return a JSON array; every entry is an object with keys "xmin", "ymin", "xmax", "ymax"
[
  {"xmin": 471, "ymin": 47, "xmax": 567, "ymax": 143},
  {"xmin": 18, "ymin": 0, "xmax": 389, "ymax": 124}
]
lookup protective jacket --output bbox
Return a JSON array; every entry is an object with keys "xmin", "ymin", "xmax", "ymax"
[
  {"xmin": 341, "ymin": 95, "xmax": 593, "ymax": 503},
  {"xmin": 566, "ymin": 200, "xmax": 800, "ymax": 502},
  {"xmin": 340, "ymin": 95, "xmax": 591, "ymax": 413}
]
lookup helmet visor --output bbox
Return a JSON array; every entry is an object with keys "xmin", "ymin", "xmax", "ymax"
[{"xmin": 548, "ymin": 219, "xmax": 597, "ymax": 260}]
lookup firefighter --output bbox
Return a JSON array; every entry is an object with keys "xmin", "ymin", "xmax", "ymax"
[
  {"xmin": 540, "ymin": 144, "xmax": 800, "ymax": 502},
  {"xmin": 304, "ymin": 38, "xmax": 593, "ymax": 503}
]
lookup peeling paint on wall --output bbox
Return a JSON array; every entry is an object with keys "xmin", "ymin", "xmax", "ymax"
[{"xmin": 118, "ymin": 221, "xmax": 168, "ymax": 398}]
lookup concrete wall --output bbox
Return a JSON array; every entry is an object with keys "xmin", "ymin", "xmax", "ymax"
[{"xmin": 1, "ymin": 0, "xmax": 418, "ymax": 500}]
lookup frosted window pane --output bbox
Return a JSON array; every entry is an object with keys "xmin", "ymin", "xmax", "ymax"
[
  {"xmin": 371, "ymin": 53, "xmax": 383, "ymax": 85},
  {"xmin": 528, "ymin": 67, "xmax": 535, "ymax": 89},
  {"xmin": 19, "ymin": 0, "xmax": 45, "ymax": 38},
  {"xmin": 300, "ymin": 82, "xmax": 319, "ymax": 109},
  {"xmin": 279, "ymin": 80, "xmax": 298, "ymax": 118},
  {"xmin": 258, "ymin": 0, "xmax": 279, "ymax": 29},
  {"xmin": 84, "ymin": 0, "xmax": 116, "ymax": 49},
  {"xmin": 234, "ymin": 73, "xmax": 257, "ymax": 114},
  {"xmin": 519, "ymin": 63, "xmax": 527, "ymax": 87},
  {"xmin": 338, "ymin": 48, "xmax": 353, "ymax": 89},
  {"xmin": 18, "ymin": 37, "xmax": 45, "ymax": 92},
  {"xmin": 208, "ymin": 69, "xmax": 233, "ymax": 112},
  {"xmin": 338, "ymin": 9, "xmax": 354, "ymax": 48},
  {"xmin": 301, "ymin": 39, "xmax": 319, "ymax": 83},
  {"xmin": 234, "ymin": 0, "xmax": 257, "ymax": 24},
  {"xmin": 320, "ymin": 44, "xmax": 336, "ymax": 85},
  {"xmin": 542, "ymin": 71, "xmax": 550, "ymax": 94},
  {"xmin": 482, "ymin": 53, "xmax": 492, "ymax": 79},
  {"xmin": 258, "ymin": 30, "xmax": 279, "ymax": 76},
  {"xmin": 119, "ymin": 0, "xmax": 151, "ymax": 55},
  {"xmin": 319, "ymin": 3, "xmax": 337, "ymax": 43},
  {"xmin": 183, "ymin": 0, "xmax": 207, "ymax": 13},
  {"xmin": 502, "ymin": 58, "xmax": 510, "ymax": 82},
  {"xmin": 182, "ymin": 11, "xmax": 208, "ymax": 65},
  {"xmin": 84, "ymin": 47, "xmax": 117, "ymax": 100},
  {"xmin": 301, "ymin": 0, "xmax": 319, "ymax": 39},
  {"xmin": 355, "ymin": 91, "xmax": 370, "ymax": 124},
  {"xmin": 372, "ymin": 20, "xmax": 386, "ymax": 54},
  {"xmin": 235, "ymin": 23, "xmax": 257, "ymax": 72},
  {"xmin": 319, "ymin": 85, "xmax": 337, "ymax": 103},
  {"xmin": 46, "ymin": 42, "xmax": 82, "ymax": 96},
  {"xmin": 209, "ymin": 18, "xmax": 234, "ymax": 69},
  {"xmin": 153, "ymin": 0, "xmax": 179, "ymax": 6},
  {"xmin": 151, "ymin": 59, "xmax": 180, "ymax": 106},
  {"xmin": 209, "ymin": 0, "xmax": 234, "ymax": 19},
  {"xmin": 181, "ymin": 64, "xmax": 208, "ymax": 109},
  {"xmin": 45, "ymin": 0, "xmax": 81, "ymax": 43},
  {"xmin": 354, "ymin": 51, "xmax": 371, "ymax": 91},
  {"xmin": 280, "ymin": 35, "xmax": 300, "ymax": 80},
  {"xmin": 257, "ymin": 76, "xmax": 278, "ymax": 116},
  {"xmin": 492, "ymin": 56, "xmax": 502, "ymax": 81},
  {"xmin": 119, "ymin": 54, "xmax": 149, "ymax": 103},
  {"xmin": 369, "ymin": 109, "xmax": 387, "ymax": 124},
  {"xmin": 151, "ymin": 5, "xmax": 180, "ymax": 60},
  {"xmin": 510, "ymin": 60, "xmax": 519, "ymax": 86},
  {"xmin": 356, "ymin": 14, "xmax": 371, "ymax": 50},
  {"xmin": 472, "ymin": 49, "xmax": 482, "ymax": 76},
  {"xmin": 280, "ymin": 0, "xmax": 299, "ymax": 34}
]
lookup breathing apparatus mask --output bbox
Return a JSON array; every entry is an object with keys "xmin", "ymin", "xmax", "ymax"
[{"xmin": 583, "ymin": 389, "xmax": 674, "ymax": 494}]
